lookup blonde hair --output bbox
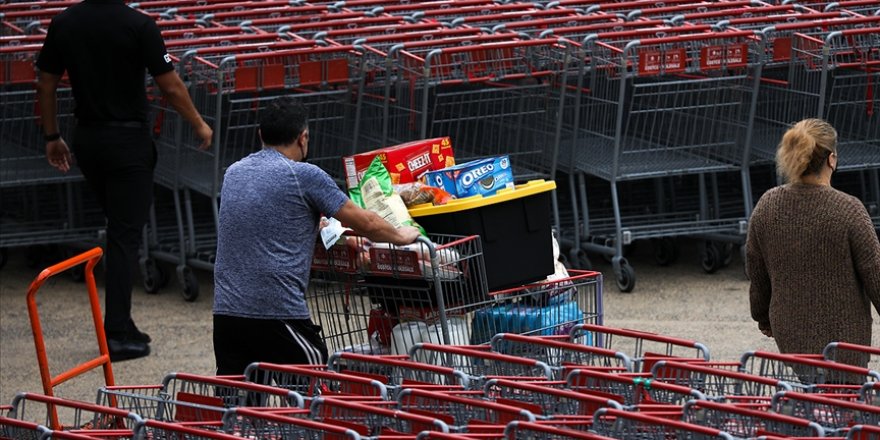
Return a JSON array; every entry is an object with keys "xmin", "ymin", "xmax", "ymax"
[{"xmin": 776, "ymin": 118, "xmax": 838, "ymax": 183}]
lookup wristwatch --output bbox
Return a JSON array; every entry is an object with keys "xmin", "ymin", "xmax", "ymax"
[{"xmin": 44, "ymin": 132, "xmax": 61, "ymax": 142}]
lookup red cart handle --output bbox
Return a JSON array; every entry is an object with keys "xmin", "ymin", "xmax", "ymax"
[
  {"xmin": 490, "ymin": 333, "xmax": 633, "ymax": 367},
  {"xmin": 573, "ymin": 324, "xmax": 710, "ymax": 356},
  {"xmin": 652, "ymin": 360, "xmax": 795, "ymax": 388},
  {"xmin": 593, "ymin": 408, "xmax": 735, "ymax": 437},
  {"xmin": 684, "ymin": 400, "xmax": 826, "ymax": 431}
]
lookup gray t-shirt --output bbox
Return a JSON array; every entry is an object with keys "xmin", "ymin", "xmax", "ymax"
[{"xmin": 213, "ymin": 148, "xmax": 349, "ymax": 319}]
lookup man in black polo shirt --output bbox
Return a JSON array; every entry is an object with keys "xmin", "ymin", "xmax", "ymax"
[{"xmin": 36, "ymin": 0, "xmax": 212, "ymax": 361}]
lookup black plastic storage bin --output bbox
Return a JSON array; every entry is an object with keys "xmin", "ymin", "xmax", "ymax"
[{"xmin": 409, "ymin": 180, "xmax": 556, "ymax": 291}]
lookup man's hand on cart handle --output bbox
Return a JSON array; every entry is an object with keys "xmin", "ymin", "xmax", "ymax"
[
  {"xmin": 393, "ymin": 226, "xmax": 421, "ymax": 246},
  {"xmin": 46, "ymin": 138, "xmax": 72, "ymax": 173}
]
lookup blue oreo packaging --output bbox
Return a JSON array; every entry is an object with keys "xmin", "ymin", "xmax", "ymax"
[{"xmin": 424, "ymin": 156, "xmax": 514, "ymax": 198}]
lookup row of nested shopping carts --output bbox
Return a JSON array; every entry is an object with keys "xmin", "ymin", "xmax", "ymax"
[
  {"xmin": 2, "ymin": 339, "xmax": 878, "ymax": 439},
  {"xmin": 1, "ymin": 0, "xmax": 879, "ymax": 294},
  {"xmin": 4, "ymin": 234, "xmax": 879, "ymax": 439}
]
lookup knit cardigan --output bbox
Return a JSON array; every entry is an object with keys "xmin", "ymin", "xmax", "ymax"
[{"xmin": 747, "ymin": 183, "xmax": 880, "ymax": 368}]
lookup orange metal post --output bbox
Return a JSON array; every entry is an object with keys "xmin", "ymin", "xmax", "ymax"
[{"xmin": 25, "ymin": 247, "xmax": 115, "ymax": 429}]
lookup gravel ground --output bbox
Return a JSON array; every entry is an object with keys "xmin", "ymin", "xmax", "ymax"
[{"xmin": 1, "ymin": 238, "xmax": 878, "ymax": 406}]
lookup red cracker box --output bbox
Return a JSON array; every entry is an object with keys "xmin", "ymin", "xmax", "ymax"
[{"xmin": 344, "ymin": 137, "xmax": 455, "ymax": 189}]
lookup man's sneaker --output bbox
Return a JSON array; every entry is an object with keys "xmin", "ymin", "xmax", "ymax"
[{"xmin": 107, "ymin": 338, "xmax": 150, "ymax": 362}]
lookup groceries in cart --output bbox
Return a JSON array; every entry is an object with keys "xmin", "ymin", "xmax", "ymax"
[
  {"xmin": 424, "ymin": 155, "xmax": 515, "ymax": 198},
  {"xmin": 349, "ymin": 156, "xmax": 428, "ymax": 236},
  {"xmin": 343, "ymin": 136, "xmax": 454, "ymax": 190},
  {"xmin": 394, "ymin": 182, "xmax": 455, "ymax": 207},
  {"xmin": 313, "ymin": 231, "xmax": 464, "ymax": 281}
]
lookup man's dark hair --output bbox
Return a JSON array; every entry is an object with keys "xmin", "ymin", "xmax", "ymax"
[{"xmin": 259, "ymin": 96, "xmax": 308, "ymax": 146}]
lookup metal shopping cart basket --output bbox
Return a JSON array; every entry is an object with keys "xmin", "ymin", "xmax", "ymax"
[
  {"xmin": 682, "ymin": 399, "xmax": 827, "ymax": 438},
  {"xmin": 591, "ymin": 407, "xmax": 737, "ymax": 440},
  {"xmin": 309, "ymin": 234, "xmax": 488, "ymax": 356},
  {"xmin": 243, "ymin": 362, "xmax": 391, "ymax": 400},
  {"xmin": 770, "ymin": 390, "xmax": 880, "ymax": 435}
]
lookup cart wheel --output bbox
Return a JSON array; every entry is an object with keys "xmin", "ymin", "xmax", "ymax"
[
  {"xmin": 142, "ymin": 259, "xmax": 167, "ymax": 294},
  {"xmin": 180, "ymin": 267, "xmax": 199, "ymax": 302},
  {"xmin": 652, "ymin": 237, "xmax": 678, "ymax": 266},
  {"xmin": 616, "ymin": 261, "xmax": 636, "ymax": 293},
  {"xmin": 0, "ymin": 248, "xmax": 8, "ymax": 270},
  {"xmin": 701, "ymin": 242, "xmax": 723, "ymax": 274}
]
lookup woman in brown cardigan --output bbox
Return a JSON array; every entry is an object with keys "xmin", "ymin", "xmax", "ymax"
[{"xmin": 747, "ymin": 118, "xmax": 880, "ymax": 368}]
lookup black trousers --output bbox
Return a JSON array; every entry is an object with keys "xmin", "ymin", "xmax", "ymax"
[
  {"xmin": 213, "ymin": 315, "xmax": 329, "ymax": 377},
  {"xmin": 73, "ymin": 125, "xmax": 156, "ymax": 340}
]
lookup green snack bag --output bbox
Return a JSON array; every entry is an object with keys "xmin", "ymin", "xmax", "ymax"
[{"xmin": 351, "ymin": 157, "xmax": 427, "ymax": 236}]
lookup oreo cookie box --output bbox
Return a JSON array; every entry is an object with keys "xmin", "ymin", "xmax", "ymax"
[{"xmin": 425, "ymin": 156, "xmax": 514, "ymax": 198}]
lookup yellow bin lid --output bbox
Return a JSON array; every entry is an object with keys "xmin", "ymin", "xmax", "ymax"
[{"xmin": 408, "ymin": 179, "xmax": 557, "ymax": 217}]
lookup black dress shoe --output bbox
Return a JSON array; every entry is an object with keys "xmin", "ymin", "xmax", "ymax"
[
  {"xmin": 130, "ymin": 328, "xmax": 151, "ymax": 343},
  {"xmin": 107, "ymin": 338, "xmax": 150, "ymax": 362}
]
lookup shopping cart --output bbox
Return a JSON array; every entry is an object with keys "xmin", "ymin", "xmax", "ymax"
[
  {"xmin": 0, "ymin": 44, "xmax": 105, "ymax": 260},
  {"xmin": 0, "ymin": 415, "xmax": 103, "ymax": 440},
  {"xmin": 147, "ymin": 42, "xmax": 367, "ymax": 290},
  {"xmin": 488, "ymin": 333, "xmax": 633, "ymax": 377},
  {"xmin": 823, "ymin": 342, "xmax": 880, "ymax": 369},
  {"xmin": 408, "ymin": 343, "xmax": 554, "ymax": 386},
  {"xmin": 7, "ymin": 393, "xmax": 142, "ymax": 436},
  {"xmin": 310, "ymin": 234, "xmax": 488, "ymax": 355},
  {"xmin": 444, "ymin": 7, "xmax": 581, "ymax": 30},
  {"xmin": 566, "ymin": 368, "xmax": 708, "ymax": 407},
  {"xmin": 0, "ymin": 8, "xmax": 66, "ymax": 35},
  {"xmin": 789, "ymin": 0, "xmax": 880, "ymax": 15},
  {"xmin": 469, "ymin": 270, "xmax": 604, "ymax": 345},
  {"xmin": 555, "ymin": 27, "xmax": 763, "ymax": 290},
  {"xmin": 309, "ymin": 396, "xmax": 451, "ymax": 436},
  {"xmin": 503, "ymin": 420, "xmax": 616, "ymax": 440},
  {"xmin": 95, "ymin": 373, "xmax": 304, "ymax": 426},
  {"xmin": 847, "ymin": 424, "xmax": 880, "ymax": 440},
  {"xmin": 860, "ymin": 382, "xmax": 879, "ymax": 405},
  {"xmin": 396, "ymin": 388, "xmax": 536, "ymax": 434},
  {"xmin": 682, "ymin": 399, "xmax": 826, "ymax": 438},
  {"xmin": 328, "ymin": 351, "xmax": 472, "ymax": 392},
  {"xmin": 750, "ymin": 16, "xmax": 880, "ymax": 164},
  {"xmin": 569, "ymin": 324, "xmax": 711, "ymax": 373},
  {"xmin": 0, "ymin": 416, "xmax": 54, "ymax": 440},
  {"xmin": 383, "ymin": 36, "xmax": 571, "ymax": 184},
  {"xmin": 739, "ymin": 351, "xmax": 880, "ymax": 393},
  {"xmin": 160, "ymin": 372, "xmax": 304, "ymax": 409},
  {"xmin": 591, "ymin": 407, "xmax": 737, "ymax": 439},
  {"xmin": 757, "ymin": 21, "xmax": 880, "ymax": 226},
  {"xmin": 217, "ymin": 406, "xmax": 373, "ymax": 440},
  {"xmin": 243, "ymin": 362, "xmax": 391, "ymax": 400},
  {"xmin": 650, "ymin": 360, "xmax": 797, "ymax": 405},
  {"xmin": 416, "ymin": 431, "xmax": 503, "ymax": 440},
  {"xmin": 133, "ymin": 419, "xmax": 245, "ymax": 440},
  {"xmin": 483, "ymin": 378, "xmax": 625, "ymax": 421},
  {"xmin": 770, "ymin": 391, "xmax": 880, "ymax": 434}
]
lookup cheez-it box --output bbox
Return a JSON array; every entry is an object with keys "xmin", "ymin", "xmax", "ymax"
[{"xmin": 344, "ymin": 137, "xmax": 455, "ymax": 189}]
